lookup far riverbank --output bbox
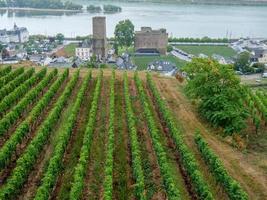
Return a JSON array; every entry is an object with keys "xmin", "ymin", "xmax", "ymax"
[{"xmin": 0, "ymin": 7, "xmax": 82, "ymax": 13}]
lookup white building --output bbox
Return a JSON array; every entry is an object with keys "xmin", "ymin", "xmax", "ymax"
[
  {"xmin": 75, "ymin": 40, "xmax": 93, "ymax": 61},
  {"xmin": 0, "ymin": 24, "xmax": 29, "ymax": 44}
]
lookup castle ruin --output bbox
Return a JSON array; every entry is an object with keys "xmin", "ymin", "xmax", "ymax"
[{"xmin": 135, "ymin": 27, "xmax": 168, "ymax": 55}]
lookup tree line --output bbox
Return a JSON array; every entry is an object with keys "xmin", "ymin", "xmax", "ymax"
[{"xmin": 0, "ymin": 0, "xmax": 82, "ymax": 10}]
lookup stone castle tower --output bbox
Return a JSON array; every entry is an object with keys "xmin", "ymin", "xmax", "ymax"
[{"xmin": 92, "ymin": 16, "xmax": 107, "ymax": 61}]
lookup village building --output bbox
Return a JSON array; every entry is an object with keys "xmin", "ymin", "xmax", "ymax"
[
  {"xmin": 134, "ymin": 27, "xmax": 168, "ymax": 55},
  {"xmin": 251, "ymin": 48, "xmax": 267, "ymax": 64},
  {"xmin": 75, "ymin": 40, "xmax": 93, "ymax": 61},
  {"xmin": 0, "ymin": 24, "xmax": 29, "ymax": 44},
  {"xmin": 147, "ymin": 60, "xmax": 177, "ymax": 76},
  {"xmin": 116, "ymin": 53, "xmax": 135, "ymax": 70}
]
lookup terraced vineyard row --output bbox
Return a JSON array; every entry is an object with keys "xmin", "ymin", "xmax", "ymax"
[{"xmin": 0, "ymin": 66, "xmax": 252, "ymax": 200}]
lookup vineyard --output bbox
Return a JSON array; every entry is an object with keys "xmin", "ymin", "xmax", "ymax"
[{"xmin": 0, "ymin": 66, "xmax": 266, "ymax": 200}]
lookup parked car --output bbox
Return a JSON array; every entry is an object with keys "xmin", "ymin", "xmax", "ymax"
[{"xmin": 262, "ymin": 73, "xmax": 267, "ymax": 78}]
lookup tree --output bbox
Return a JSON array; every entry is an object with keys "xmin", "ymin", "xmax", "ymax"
[
  {"xmin": 114, "ymin": 19, "xmax": 134, "ymax": 49},
  {"xmin": 0, "ymin": 43, "xmax": 3, "ymax": 52},
  {"xmin": 1, "ymin": 48, "xmax": 10, "ymax": 59},
  {"xmin": 234, "ymin": 51, "xmax": 250, "ymax": 73},
  {"xmin": 183, "ymin": 58, "xmax": 249, "ymax": 135},
  {"xmin": 56, "ymin": 33, "xmax": 65, "ymax": 44}
]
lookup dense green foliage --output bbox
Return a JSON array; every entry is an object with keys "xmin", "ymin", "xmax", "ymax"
[
  {"xmin": 0, "ymin": 68, "xmax": 35, "ymax": 101},
  {"xmin": 244, "ymin": 87, "xmax": 267, "ymax": 124},
  {"xmin": 0, "ymin": 69, "xmax": 57, "ymax": 137},
  {"xmin": 103, "ymin": 70, "xmax": 115, "ymax": 200},
  {"xmin": 0, "ymin": 69, "xmax": 60, "ymax": 170},
  {"xmin": 0, "ymin": 70, "xmax": 78, "ymax": 200},
  {"xmin": 0, "ymin": 66, "xmax": 11, "ymax": 77},
  {"xmin": 114, "ymin": 19, "xmax": 135, "ymax": 48},
  {"xmin": 34, "ymin": 70, "xmax": 91, "ymax": 200},
  {"xmin": 234, "ymin": 52, "xmax": 251, "ymax": 73},
  {"xmin": 169, "ymin": 37, "xmax": 229, "ymax": 43},
  {"xmin": 0, "ymin": 68, "xmax": 46, "ymax": 115},
  {"xmin": 87, "ymin": 5, "xmax": 102, "ymax": 12},
  {"xmin": 69, "ymin": 70, "xmax": 102, "ymax": 200},
  {"xmin": 0, "ymin": 0, "xmax": 82, "ymax": 10},
  {"xmin": 124, "ymin": 73, "xmax": 146, "ymax": 200},
  {"xmin": 183, "ymin": 58, "xmax": 248, "ymax": 135},
  {"xmin": 103, "ymin": 4, "xmax": 122, "ymax": 12},
  {"xmin": 134, "ymin": 73, "xmax": 181, "ymax": 200},
  {"xmin": 195, "ymin": 133, "xmax": 248, "ymax": 200},
  {"xmin": 0, "ymin": 67, "xmax": 24, "ymax": 88},
  {"xmin": 88, "ymin": 5, "xmax": 101, "ymax": 12},
  {"xmin": 146, "ymin": 73, "xmax": 214, "ymax": 200}
]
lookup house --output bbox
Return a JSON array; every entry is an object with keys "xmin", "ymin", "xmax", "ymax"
[
  {"xmin": 135, "ymin": 27, "xmax": 168, "ymax": 55},
  {"xmin": 48, "ymin": 57, "xmax": 72, "ymax": 68},
  {"xmin": 251, "ymin": 48, "xmax": 267, "ymax": 64},
  {"xmin": 75, "ymin": 40, "xmax": 93, "ymax": 61},
  {"xmin": 72, "ymin": 57, "xmax": 84, "ymax": 68},
  {"xmin": 116, "ymin": 53, "xmax": 135, "ymax": 70},
  {"xmin": 147, "ymin": 60, "xmax": 177, "ymax": 76},
  {"xmin": 0, "ymin": 24, "xmax": 29, "ymax": 44}
]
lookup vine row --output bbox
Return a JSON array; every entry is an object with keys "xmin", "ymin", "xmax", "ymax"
[
  {"xmin": 69, "ymin": 70, "xmax": 102, "ymax": 200},
  {"xmin": 123, "ymin": 73, "xmax": 146, "ymax": 200},
  {"xmin": 0, "ymin": 70, "xmax": 79, "ymax": 200},
  {"xmin": 0, "ymin": 68, "xmax": 35, "ymax": 101},
  {"xmin": 195, "ymin": 133, "xmax": 248, "ymax": 200},
  {"xmin": 0, "ymin": 67, "xmax": 24, "ymax": 88},
  {"xmin": 134, "ymin": 72, "xmax": 181, "ymax": 200},
  {"xmin": 34, "ymin": 70, "xmax": 92, "ymax": 200},
  {"xmin": 0, "ymin": 66, "xmax": 12, "ymax": 78},
  {"xmin": 0, "ymin": 69, "xmax": 57, "ymax": 137},
  {"xmin": 0, "ymin": 68, "xmax": 46, "ymax": 115},
  {"xmin": 103, "ymin": 70, "xmax": 115, "ymax": 200},
  {"xmin": 146, "ymin": 73, "xmax": 214, "ymax": 200},
  {"xmin": 0, "ymin": 69, "xmax": 62, "ymax": 170}
]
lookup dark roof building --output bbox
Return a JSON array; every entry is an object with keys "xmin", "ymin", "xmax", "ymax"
[{"xmin": 147, "ymin": 60, "xmax": 177, "ymax": 76}]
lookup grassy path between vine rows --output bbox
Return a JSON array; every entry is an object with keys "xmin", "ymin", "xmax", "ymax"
[
  {"xmin": 113, "ymin": 77, "xmax": 135, "ymax": 200},
  {"xmin": 83, "ymin": 78, "xmax": 109, "ymax": 200}
]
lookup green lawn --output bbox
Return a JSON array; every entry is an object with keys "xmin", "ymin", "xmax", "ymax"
[
  {"xmin": 118, "ymin": 46, "xmax": 135, "ymax": 56},
  {"xmin": 175, "ymin": 45, "xmax": 236, "ymax": 58},
  {"xmin": 132, "ymin": 55, "xmax": 187, "ymax": 71},
  {"xmin": 64, "ymin": 43, "xmax": 78, "ymax": 57}
]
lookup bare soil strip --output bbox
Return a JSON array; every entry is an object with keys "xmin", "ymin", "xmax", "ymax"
[
  {"xmin": 17, "ymin": 78, "xmax": 82, "ymax": 200},
  {"xmin": 129, "ymin": 79, "xmax": 167, "ymax": 200},
  {"xmin": 112, "ymin": 78, "xmax": 135, "ymax": 200},
  {"xmin": 51, "ymin": 79, "xmax": 96, "ymax": 200},
  {"xmin": 83, "ymin": 78, "xmax": 109, "ymax": 200},
  {"xmin": 153, "ymin": 76, "xmax": 267, "ymax": 200}
]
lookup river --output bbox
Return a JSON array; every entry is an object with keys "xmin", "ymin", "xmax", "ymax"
[{"xmin": 0, "ymin": 0, "xmax": 266, "ymax": 38}]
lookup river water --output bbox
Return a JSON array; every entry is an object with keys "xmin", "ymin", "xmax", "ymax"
[{"xmin": 0, "ymin": 0, "xmax": 266, "ymax": 38}]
